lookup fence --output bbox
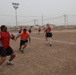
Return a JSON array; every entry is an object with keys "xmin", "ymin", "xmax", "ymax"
[{"xmin": 0, "ymin": 14, "xmax": 76, "ymax": 26}]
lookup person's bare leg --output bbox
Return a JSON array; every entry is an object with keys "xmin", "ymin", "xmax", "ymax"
[
  {"xmin": 6, "ymin": 53, "xmax": 16, "ymax": 65},
  {"xmin": 9, "ymin": 53, "xmax": 16, "ymax": 61},
  {"xmin": 21, "ymin": 44, "xmax": 28, "ymax": 53},
  {"xmin": 23, "ymin": 44, "xmax": 27, "ymax": 49},
  {"xmin": 49, "ymin": 37, "xmax": 52, "ymax": 46},
  {"xmin": 19, "ymin": 44, "xmax": 22, "ymax": 50},
  {"xmin": 46, "ymin": 37, "xmax": 49, "ymax": 44},
  {"xmin": 0, "ymin": 57, "xmax": 6, "ymax": 65}
]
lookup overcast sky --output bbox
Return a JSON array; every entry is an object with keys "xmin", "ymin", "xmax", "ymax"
[{"xmin": 0, "ymin": 0, "xmax": 76, "ymax": 26}]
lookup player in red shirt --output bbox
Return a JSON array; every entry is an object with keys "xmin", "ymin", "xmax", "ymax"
[
  {"xmin": 15, "ymin": 28, "xmax": 31, "ymax": 53},
  {"xmin": 44, "ymin": 23, "xmax": 53, "ymax": 47},
  {"xmin": 0, "ymin": 25, "xmax": 16, "ymax": 65}
]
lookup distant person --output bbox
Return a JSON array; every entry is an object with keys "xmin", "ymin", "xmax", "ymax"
[
  {"xmin": 28, "ymin": 27, "xmax": 32, "ymax": 34},
  {"xmin": 0, "ymin": 25, "xmax": 16, "ymax": 65},
  {"xmin": 15, "ymin": 28, "xmax": 31, "ymax": 53},
  {"xmin": 44, "ymin": 23, "xmax": 53, "ymax": 47},
  {"xmin": 38, "ymin": 26, "xmax": 41, "ymax": 34},
  {"xmin": 19, "ymin": 26, "xmax": 22, "ymax": 33}
]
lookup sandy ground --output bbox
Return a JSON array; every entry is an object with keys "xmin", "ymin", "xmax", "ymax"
[{"xmin": 0, "ymin": 29, "xmax": 76, "ymax": 75}]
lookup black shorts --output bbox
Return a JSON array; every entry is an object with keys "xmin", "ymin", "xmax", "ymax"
[
  {"xmin": 46, "ymin": 32, "xmax": 52, "ymax": 37},
  {"xmin": 38, "ymin": 29, "xmax": 41, "ymax": 32},
  {"xmin": 29, "ymin": 30, "xmax": 31, "ymax": 33},
  {"xmin": 20, "ymin": 40, "xmax": 28, "ymax": 45},
  {"xmin": 0, "ymin": 47, "xmax": 14, "ymax": 57}
]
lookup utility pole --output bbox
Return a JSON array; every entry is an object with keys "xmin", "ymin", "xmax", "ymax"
[
  {"xmin": 42, "ymin": 14, "xmax": 43, "ymax": 26},
  {"xmin": 12, "ymin": 3, "xmax": 19, "ymax": 28},
  {"xmin": 33, "ymin": 19, "xmax": 36, "ymax": 26},
  {"xmin": 63, "ymin": 14, "xmax": 67, "ymax": 27},
  {"xmin": 36, "ymin": 19, "xmax": 38, "ymax": 25},
  {"xmin": 67, "ymin": 15, "xmax": 68, "ymax": 27}
]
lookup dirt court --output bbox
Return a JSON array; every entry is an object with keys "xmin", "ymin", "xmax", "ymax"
[{"xmin": 0, "ymin": 29, "xmax": 76, "ymax": 75}]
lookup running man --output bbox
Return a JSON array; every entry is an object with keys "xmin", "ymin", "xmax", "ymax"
[
  {"xmin": 0, "ymin": 25, "xmax": 16, "ymax": 65},
  {"xmin": 15, "ymin": 28, "xmax": 31, "ymax": 53},
  {"xmin": 44, "ymin": 23, "xmax": 53, "ymax": 47}
]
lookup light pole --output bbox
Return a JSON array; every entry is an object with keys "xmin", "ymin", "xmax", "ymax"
[
  {"xmin": 33, "ymin": 19, "xmax": 36, "ymax": 26},
  {"xmin": 12, "ymin": 3, "xmax": 19, "ymax": 27},
  {"xmin": 63, "ymin": 14, "xmax": 66, "ymax": 26},
  {"xmin": 42, "ymin": 14, "xmax": 43, "ymax": 26}
]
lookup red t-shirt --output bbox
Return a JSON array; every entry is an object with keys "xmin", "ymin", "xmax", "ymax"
[
  {"xmin": 44, "ymin": 26, "xmax": 51, "ymax": 33},
  {"xmin": 0, "ymin": 32, "xmax": 10, "ymax": 49},
  {"xmin": 20, "ymin": 31, "xmax": 29, "ymax": 40}
]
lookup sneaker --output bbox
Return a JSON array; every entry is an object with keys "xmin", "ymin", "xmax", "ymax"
[
  {"xmin": 21, "ymin": 49, "xmax": 24, "ymax": 53},
  {"xmin": 6, "ymin": 61, "xmax": 14, "ymax": 65}
]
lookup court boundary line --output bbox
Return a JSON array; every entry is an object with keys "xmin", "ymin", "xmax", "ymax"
[{"xmin": 32, "ymin": 37, "xmax": 76, "ymax": 45}]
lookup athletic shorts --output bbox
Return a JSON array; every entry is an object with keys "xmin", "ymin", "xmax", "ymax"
[
  {"xmin": 20, "ymin": 40, "xmax": 28, "ymax": 45},
  {"xmin": 46, "ymin": 32, "xmax": 52, "ymax": 37},
  {"xmin": 38, "ymin": 29, "xmax": 41, "ymax": 32},
  {"xmin": 0, "ymin": 47, "xmax": 14, "ymax": 57},
  {"xmin": 29, "ymin": 30, "xmax": 31, "ymax": 33}
]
